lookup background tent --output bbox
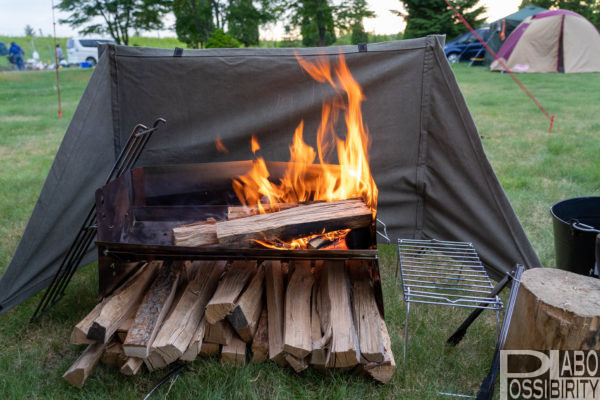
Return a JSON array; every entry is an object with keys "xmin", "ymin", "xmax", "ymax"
[
  {"xmin": 484, "ymin": 5, "xmax": 547, "ymax": 66},
  {"xmin": 0, "ymin": 36, "xmax": 543, "ymax": 314},
  {"xmin": 491, "ymin": 10, "xmax": 600, "ymax": 73}
]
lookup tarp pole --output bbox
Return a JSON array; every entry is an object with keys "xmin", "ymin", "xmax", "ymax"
[{"xmin": 51, "ymin": 0, "xmax": 63, "ymax": 119}]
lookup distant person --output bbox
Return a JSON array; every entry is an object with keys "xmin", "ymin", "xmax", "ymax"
[
  {"xmin": 9, "ymin": 42, "xmax": 25, "ymax": 70},
  {"xmin": 55, "ymin": 44, "xmax": 64, "ymax": 62}
]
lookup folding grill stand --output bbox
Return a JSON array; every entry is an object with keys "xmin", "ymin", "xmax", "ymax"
[
  {"xmin": 30, "ymin": 118, "xmax": 166, "ymax": 322},
  {"xmin": 397, "ymin": 238, "xmax": 523, "ymax": 399}
]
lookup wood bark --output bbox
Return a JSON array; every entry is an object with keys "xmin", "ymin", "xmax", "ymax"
[
  {"xmin": 319, "ymin": 261, "xmax": 360, "ymax": 368},
  {"xmin": 123, "ymin": 262, "xmax": 182, "ymax": 358},
  {"xmin": 251, "ymin": 309, "xmax": 269, "ymax": 363},
  {"xmin": 205, "ymin": 261, "xmax": 257, "ymax": 324},
  {"xmin": 348, "ymin": 260, "xmax": 384, "ymax": 363},
  {"xmin": 71, "ymin": 301, "xmax": 103, "ymax": 345},
  {"xmin": 283, "ymin": 261, "xmax": 314, "ymax": 359},
  {"xmin": 152, "ymin": 260, "xmax": 226, "ymax": 364},
  {"xmin": 172, "ymin": 220, "xmax": 218, "ymax": 247},
  {"xmin": 87, "ymin": 262, "xmax": 159, "ymax": 343},
  {"xmin": 63, "ymin": 342, "xmax": 106, "ymax": 388},
  {"xmin": 227, "ymin": 263, "xmax": 265, "ymax": 342},
  {"xmin": 505, "ymin": 268, "xmax": 600, "ymax": 351},
  {"xmin": 265, "ymin": 260, "xmax": 286, "ymax": 365},
  {"xmin": 204, "ymin": 320, "xmax": 233, "ymax": 345},
  {"xmin": 120, "ymin": 357, "xmax": 143, "ymax": 376},
  {"xmin": 216, "ymin": 199, "xmax": 372, "ymax": 245},
  {"xmin": 220, "ymin": 334, "xmax": 247, "ymax": 365}
]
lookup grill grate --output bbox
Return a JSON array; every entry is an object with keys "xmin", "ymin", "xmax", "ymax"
[{"xmin": 398, "ymin": 238, "xmax": 502, "ymax": 310}]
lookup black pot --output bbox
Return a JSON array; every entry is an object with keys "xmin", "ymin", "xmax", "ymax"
[{"xmin": 550, "ymin": 197, "xmax": 600, "ymax": 276}]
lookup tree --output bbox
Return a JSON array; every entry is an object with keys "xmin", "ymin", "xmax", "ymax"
[
  {"xmin": 56, "ymin": 0, "xmax": 171, "ymax": 45},
  {"xmin": 288, "ymin": 0, "xmax": 336, "ymax": 46},
  {"xmin": 520, "ymin": 0, "xmax": 600, "ymax": 28},
  {"xmin": 205, "ymin": 28, "xmax": 241, "ymax": 47},
  {"xmin": 24, "ymin": 25, "xmax": 36, "ymax": 37},
  {"xmin": 396, "ymin": 0, "xmax": 486, "ymax": 39},
  {"xmin": 337, "ymin": 0, "xmax": 375, "ymax": 44},
  {"xmin": 226, "ymin": 0, "xmax": 273, "ymax": 46},
  {"xmin": 174, "ymin": 0, "xmax": 215, "ymax": 48}
]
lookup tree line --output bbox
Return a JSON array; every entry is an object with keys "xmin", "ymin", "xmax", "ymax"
[{"xmin": 56, "ymin": 0, "xmax": 600, "ymax": 48}]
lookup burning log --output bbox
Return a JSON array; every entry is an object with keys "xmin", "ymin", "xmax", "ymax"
[
  {"xmin": 265, "ymin": 260, "xmax": 286, "ymax": 365},
  {"xmin": 152, "ymin": 260, "xmax": 226, "ymax": 364},
  {"xmin": 205, "ymin": 261, "xmax": 257, "ymax": 324},
  {"xmin": 120, "ymin": 357, "xmax": 144, "ymax": 376},
  {"xmin": 283, "ymin": 261, "xmax": 314, "ymax": 359},
  {"xmin": 172, "ymin": 220, "xmax": 218, "ymax": 247},
  {"xmin": 348, "ymin": 260, "xmax": 384, "ymax": 363},
  {"xmin": 123, "ymin": 261, "xmax": 183, "ymax": 358},
  {"xmin": 227, "ymin": 202, "xmax": 300, "ymax": 220},
  {"xmin": 86, "ymin": 261, "xmax": 159, "ymax": 344},
  {"xmin": 216, "ymin": 199, "xmax": 372, "ymax": 246},
  {"xmin": 221, "ymin": 334, "xmax": 247, "ymax": 365},
  {"xmin": 204, "ymin": 320, "xmax": 233, "ymax": 345},
  {"xmin": 251, "ymin": 309, "xmax": 268, "ymax": 363},
  {"xmin": 227, "ymin": 263, "xmax": 265, "ymax": 342},
  {"xmin": 318, "ymin": 261, "xmax": 360, "ymax": 368},
  {"xmin": 63, "ymin": 342, "xmax": 106, "ymax": 388}
]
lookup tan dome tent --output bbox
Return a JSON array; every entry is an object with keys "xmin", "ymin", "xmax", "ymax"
[{"xmin": 491, "ymin": 10, "xmax": 600, "ymax": 73}]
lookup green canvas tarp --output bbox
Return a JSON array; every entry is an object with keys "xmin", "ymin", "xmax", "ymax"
[{"xmin": 0, "ymin": 35, "xmax": 542, "ymax": 314}]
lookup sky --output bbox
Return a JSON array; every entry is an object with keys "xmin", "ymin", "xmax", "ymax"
[{"xmin": 0, "ymin": 0, "xmax": 522, "ymax": 39}]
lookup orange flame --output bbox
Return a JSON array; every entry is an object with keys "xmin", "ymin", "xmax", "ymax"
[
  {"xmin": 232, "ymin": 53, "xmax": 378, "ymax": 219},
  {"xmin": 251, "ymin": 135, "xmax": 260, "ymax": 154},
  {"xmin": 216, "ymin": 136, "xmax": 229, "ymax": 153}
]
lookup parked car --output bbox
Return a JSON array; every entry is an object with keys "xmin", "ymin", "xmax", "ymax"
[
  {"xmin": 66, "ymin": 37, "xmax": 115, "ymax": 66},
  {"xmin": 444, "ymin": 28, "xmax": 490, "ymax": 63}
]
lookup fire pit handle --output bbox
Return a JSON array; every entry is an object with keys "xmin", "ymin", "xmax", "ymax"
[
  {"xmin": 570, "ymin": 219, "xmax": 600, "ymax": 235},
  {"xmin": 376, "ymin": 218, "xmax": 390, "ymax": 244}
]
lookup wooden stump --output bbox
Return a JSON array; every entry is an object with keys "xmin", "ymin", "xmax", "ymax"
[{"xmin": 505, "ymin": 268, "xmax": 600, "ymax": 351}]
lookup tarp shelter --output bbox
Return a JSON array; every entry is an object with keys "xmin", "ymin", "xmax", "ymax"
[
  {"xmin": 0, "ymin": 36, "xmax": 543, "ymax": 314},
  {"xmin": 484, "ymin": 5, "xmax": 547, "ymax": 66},
  {"xmin": 491, "ymin": 10, "xmax": 600, "ymax": 73}
]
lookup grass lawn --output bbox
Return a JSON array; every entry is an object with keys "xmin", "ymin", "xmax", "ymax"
[{"xmin": 0, "ymin": 62, "xmax": 599, "ymax": 399}]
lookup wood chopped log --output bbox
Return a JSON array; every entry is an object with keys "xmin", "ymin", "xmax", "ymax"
[
  {"xmin": 216, "ymin": 199, "xmax": 372, "ymax": 246},
  {"xmin": 205, "ymin": 261, "xmax": 257, "ymax": 324},
  {"xmin": 152, "ymin": 260, "xmax": 227, "ymax": 364},
  {"xmin": 348, "ymin": 260, "xmax": 384, "ymax": 363},
  {"xmin": 120, "ymin": 357, "xmax": 144, "ymax": 376},
  {"xmin": 251, "ymin": 309, "xmax": 268, "ymax": 363},
  {"xmin": 285, "ymin": 354, "xmax": 309, "ymax": 373},
  {"xmin": 71, "ymin": 301, "xmax": 103, "ymax": 345},
  {"xmin": 310, "ymin": 283, "xmax": 328, "ymax": 369},
  {"xmin": 116, "ymin": 316, "xmax": 134, "ymax": 343},
  {"xmin": 265, "ymin": 260, "xmax": 286, "ymax": 366},
  {"xmin": 283, "ymin": 261, "xmax": 314, "ymax": 359},
  {"xmin": 220, "ymin": 334, "xmax": 247, "ymax": 365},
  {"xmin": 63, "ymin": 342, "xmax": 106, "ymax": 389},
  {"xmin": 180, "ymin": 317, "xmax": 207, "ymax": 362},
  {"xmin": 86, "ymin": 262, "xmax": 159, "ymax": 343},
  {"xmin": 123, "ymin": 261, "xmax": 182, "ymax": 359},
  {"xmin": 227, "ymin": 202, "xmax": 299, "ymax": 220},
  {"xmin": 144, "ymin": 351, "xmax": 168, "ymax": 372},
  {"xmin": 200, "ymin": 342, "xmax": 220, "ymax": 357},
  {"xmin": 204, "ymin": 320, "xmax": 233, "ymax": 345},
  {"xmin": 100, "ymin": 340, "xmax": 127, "ymax": 368},
  {"xmin": 172, "ymin": 220, "xmax": 218, "ymax": 247},
  {"xmin": 319, "ymin": 261, "xmax": 360, "ymax": 368},
  {"xmin": 227, "ymin": 263, "xmax": 265, "ymax": 342},
  {"xmin": 363, "ymin": 316, "xmax": 396, "ymax": 384}
]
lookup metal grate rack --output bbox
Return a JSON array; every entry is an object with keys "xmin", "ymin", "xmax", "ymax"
[{"xmin": 398, "ymin": 238, "xmax": 502, "ymax": 310}]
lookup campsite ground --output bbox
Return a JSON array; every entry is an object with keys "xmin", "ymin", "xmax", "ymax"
[{"xmin": 0, "ymin": 64, "xmax": 598, "ymax": 399}]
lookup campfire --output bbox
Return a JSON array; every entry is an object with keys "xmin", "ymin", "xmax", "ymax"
[{"xmin": 63, "ymin": 53, "xmax": 395, "ymax": 388}]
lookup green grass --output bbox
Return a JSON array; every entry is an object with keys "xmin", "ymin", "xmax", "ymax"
[{"xmin": 0, "ymin": 62, "xmax": 599, "ymax": 399}]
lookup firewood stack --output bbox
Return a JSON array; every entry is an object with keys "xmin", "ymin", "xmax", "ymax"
[{"xmin": 64, "ymin": 257, "xmax": 395, "ymax": 388}]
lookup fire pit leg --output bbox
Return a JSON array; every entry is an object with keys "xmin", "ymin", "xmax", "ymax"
[{"xmin": 403, "ymin": 290, "xmax": 410, "ymax": 370}]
